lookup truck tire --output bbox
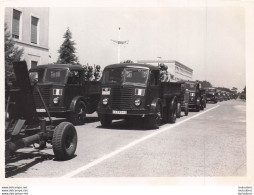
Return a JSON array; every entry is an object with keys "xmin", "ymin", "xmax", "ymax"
[
  {"xmin": 168, "ymin": 102, "xmax": 177, "ymax": 123},
  {"xmin": 200, "ymin": 103, "xmax": 204, "ymax": 110},
  {"xmin": 52, "ymin": 122, "xmax": 77, "ymax": 161},
  {"xmin": 176, "ymin": 103, "xmax": 181, "ymax": 118},
  {"xmin": 184, "ymin": 104, "xmax": 189, "ymax": 116},
  {"xmin": 196, "ymin": 105, "xmax": 200, "ymax": 112},
  {"xmin": 100, "ymin": 114, "xmax": 112, "ymax": 128},
  {"xmin": 148, "ymin": 103, "xmax": 161, "ymax": 129},
  {"xmin": 69, "ymin": 100, "xmax": 86, "ymax": 126}
]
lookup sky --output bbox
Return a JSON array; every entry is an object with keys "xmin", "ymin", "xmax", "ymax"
[{"xmin": 48, "ymin": 6, "xmax": 245, "ymax": 91}]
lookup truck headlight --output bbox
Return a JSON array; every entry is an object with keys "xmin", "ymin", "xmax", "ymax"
[
  {"xmin": 102, "ymin": 98, "xmax": 108, "ymax": 105},
  {"xmin": 102, "ymin": 88, "xmax": 111, "ymax": 95},
  {"xmin": 53, "ymin": 97, "xmax": 60, "ymax": 104},
  {"xmin": 135, "ymin": 98, "xmax": 141, "ymax": 107},
  {"xmin": 135, "ymin": 88, "xmax": 145, "ymax": 96}
]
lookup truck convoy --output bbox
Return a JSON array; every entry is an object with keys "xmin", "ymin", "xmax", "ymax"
[
  {"xmin": 97, "ymin": 63, "xmax": 187, "ymax": 129},
  {"xmin": 29, "ymin": 64, "xmax": 100, "ymax": 125}
]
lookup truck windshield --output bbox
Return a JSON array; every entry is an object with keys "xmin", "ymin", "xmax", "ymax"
[
  {"xmin": 186, "ymin": 83, "xmax": 196, "ymax": 91},
  {"xmin": 29, "ymin": 69, "xmax": 45, "ymax": 83},
  {"xmin": 44, "ymin": 69, "xmax": 67, "ymax": 84},
  {"xmin": 102, "ymin": 68, "xmax": 149, "ymax": 85},
  {"xmin": 208, "ymin": 88, "xmax": 215, "ymax": 92},
  {"xmin": 29, "ymin": 68, "xmax": 68, "ymax": 84}
]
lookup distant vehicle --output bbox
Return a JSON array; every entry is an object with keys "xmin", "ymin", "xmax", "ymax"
[
  {"xmin": 205, "ymin": 87, "xmax": 218, "ymax": 103},
  {"xmin": 185, "ymin": 81, "xmax": 203, "ymax": 111},
  {"xmin": 217, "ymin": 90, "xmax": 224, "ymax": 102},
  {"xmin": 29, "ymin": 64, "xmax": 100, "ymax": 125},
  {"xmin": 177, "ymin": 82, "xmax": 190, "ymax": 117},
  {"xmin": 97, "ymin": 63, "xmax": 183, "ymax": 129},
  {"xmin": 200, "ymin": 88, "xmax": 207, "ymax": 110}
]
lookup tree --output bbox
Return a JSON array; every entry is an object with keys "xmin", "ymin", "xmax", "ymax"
[
  {"xmin": 5, "ymin": 23, "xmax": 24, "ymax": 80},
  {"xmin": 242, "ymin": 86, "xmax": 246, "ymax": 94},
  {"xmin": 57, "ymin": 28, "xmax": 79, "ymax": 64},
  {"xmin": 195, "ymin": 80, "xmax": 212, "ymax": 88}
]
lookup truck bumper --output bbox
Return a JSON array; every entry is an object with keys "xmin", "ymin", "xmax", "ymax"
[{"xmin": 97, "ymin": 108, "xmax": 151, "ymax": 118}]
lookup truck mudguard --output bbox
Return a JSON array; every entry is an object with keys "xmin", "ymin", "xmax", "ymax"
[
  {"xmin": 169, "ymin": 96, "xmax": 177, "ymax": 111},
  {"xmin": 69, "ymin": 96, "xmax": 86, "ymax": 112},
  {"xmin": 150, "ymin": 98, "xmax": 161, "ymax": 114}
]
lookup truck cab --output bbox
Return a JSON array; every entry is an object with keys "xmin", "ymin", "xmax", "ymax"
[
  {"xmin": 97, "ymin": 63, "xmax": 181, "ymax": 129},
  {"xmin": 185, "ymin": 81, "xmax": 202, "ymax": 111},
  {"xmin": 29, "ymin": 64, "xmax": 100, "ymax": 125},
  {"xmin": 205, "ymin": 87, "xmax": 218, "ymax": 103}
]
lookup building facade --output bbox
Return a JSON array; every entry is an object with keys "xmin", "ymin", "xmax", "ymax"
[
  {"xmin": 137, "ymin": 60, "xmax": 193, "ymax": 82},
  {"xmin": 5, "ymin": 7, "xmax": 49, "ymax": 69}
]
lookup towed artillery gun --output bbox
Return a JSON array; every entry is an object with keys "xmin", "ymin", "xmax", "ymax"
[{"xmin": 5, "ymin": 61, "xmax": 77, "ymax": 161}]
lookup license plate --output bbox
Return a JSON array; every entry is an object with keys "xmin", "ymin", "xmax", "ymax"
[
  {"xmin": 36, "ymin": 108, "xmax": 46, "ymax": 112},
  {"xmin": 112, "ymin": 110, "xmax": 127, "ymax": 114}
]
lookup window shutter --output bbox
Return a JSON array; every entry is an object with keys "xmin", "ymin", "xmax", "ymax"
[
  {"xmin": 31, "ymin": 16, "xmax": 38, "ymax": 44},
  {"xmin": 12, "ymin": 9, "xmax": 21, "ymax": 38}
]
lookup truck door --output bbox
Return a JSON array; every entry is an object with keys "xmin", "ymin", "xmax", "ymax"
[
  {"xmin": 65, "ymin": 70, "xmax": 83, "ymax": 106},
  {"xmin": 148, "ymin": 70, "xmax": 160, "ymax": 103}
]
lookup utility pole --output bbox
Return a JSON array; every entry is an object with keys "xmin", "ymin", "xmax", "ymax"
[{"xmin": 111, "ymin": 27, "xmax": 129, "ymax": 63}]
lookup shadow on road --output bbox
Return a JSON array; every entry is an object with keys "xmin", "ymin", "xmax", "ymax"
[
  {"xmin": 5, "ymin": 150, "xmax": 54, "ymax": 178},
  {"xmin": 97, "ymin": 119, "xmax": 155, "ymax": 131}
]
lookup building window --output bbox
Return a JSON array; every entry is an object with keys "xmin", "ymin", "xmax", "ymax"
[
  {"xmin": 12, "ymin": 9, "xmax": 21, "ymax": 39},
  {"xmin": 31, "ymin": 16, "xmax": 39, "ymax": 44},
  {"xmin": 31, "ymin": 60, "xmax": 38, "ymax": 68}
]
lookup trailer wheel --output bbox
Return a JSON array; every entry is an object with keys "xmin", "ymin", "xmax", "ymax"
[
  {"xmin": 69, "ymin": 100, "xmax": 86, "ymax": 126},
  {"xmin": 149, "ymin": 103, "xmax": 161, "ymax": 129},
  {"xmin": 168, "ymin": 102, "xmax": 177, "ymax": 123},
  {"xmin": 100, "ymin": 114, "xmax": 112, "ymax": 128},
  {"xmin": 52, "ymin": 122, "xmax": 77, "ymax": 161},
  {"xmin": 176, "ymin": 103, "xmax": 181, "ymax": 118},
  {"xmin": 184, "ymin": 104, "xmax": 189, "ymax": 116}
]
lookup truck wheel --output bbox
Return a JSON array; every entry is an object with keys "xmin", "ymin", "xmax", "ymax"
[
  {"xmin": 52, "ymin": 122, "xmax": 77, "ymax": 161},
  {"xmin": 200, "ymin": 103, "xmax": 204, "ymax": 110},
  {"xmin": 69, "ymin": 101, "xmax": 86, "ymax": 126},
  {"xmin": 168, "ymin": 103, "xmax": 177, "ymax": 123},
  {"xmin": 184, "ymin": 104, "xmax": 189, "ymax": 116},
  {"xmin": 196, "ymin": 105, "xmax": 200, "ymax": 112},
  {"xmin": 176, "ymin": 103, "xmax": 181, "ymax": 118},
  {"xmin": 149, "ymin": 103, "xmax": 161, "ymax": 129},
  {"xmin": 100, "ymin": 114, "xmax": 112, "ymax": 128}
]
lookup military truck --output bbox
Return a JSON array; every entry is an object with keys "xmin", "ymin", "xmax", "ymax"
[
  {"xmin": 205, "ymin": 87, "xmax": 218, "ymax": 103},
  {"xmin": 29, "ymin": 64, "xmax": 100, "ymax": 125},
  {"xmin": 185, "ymin": 81, "xmax": 203, "ymax": 111},
  {"xmin": 177, "ymin": 82, "xmax": 190, "ymax": 117},
  {"xmin": 97, "ymin": 63, "xmax": 183, "ymax": 129},
  {"xmin": 200, "ymin": 88, "xmax": 207, "ymax": 110}
]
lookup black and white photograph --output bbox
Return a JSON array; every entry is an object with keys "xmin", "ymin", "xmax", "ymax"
[{"xmin": 1, "ymin": 0, "xmax": 254, "ymax": 194}]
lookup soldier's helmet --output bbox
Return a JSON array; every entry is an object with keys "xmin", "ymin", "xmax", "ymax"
[
  {"xmin": 96, "ymin": 65, "xmax": 100, "ymax": 70},
  {"xmin": 88, "ymin": 66, "xmax": 93, "ymax": 71}
]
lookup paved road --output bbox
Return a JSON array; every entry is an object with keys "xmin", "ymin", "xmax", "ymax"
[{"xmin": 5, "ymin": 99, "xmax": 246, "ymax": 178}]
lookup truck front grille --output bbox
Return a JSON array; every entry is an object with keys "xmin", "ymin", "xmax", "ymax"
[
  {"xmin": 33, "ymin": 85, "xmax": 51, "ymax": 107},
  {"xmin": 110, "ymin": 86, "xmax": 133, "ymax": 110}
]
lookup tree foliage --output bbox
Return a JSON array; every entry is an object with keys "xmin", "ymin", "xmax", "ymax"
[
  {"xmin": 5, "ymin": 23, "xmax": 24, "ymax": 79},
  {"xmin": 57, "ymin": 28, "xmax": 79, "ymax": 65},
  {"xmin": 242, "ymin": 86, "xmax": 246, "ymax": 94},
  {"xmin": 195, "ymin": 80, "xmax": 212, "ymax": 88}
]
